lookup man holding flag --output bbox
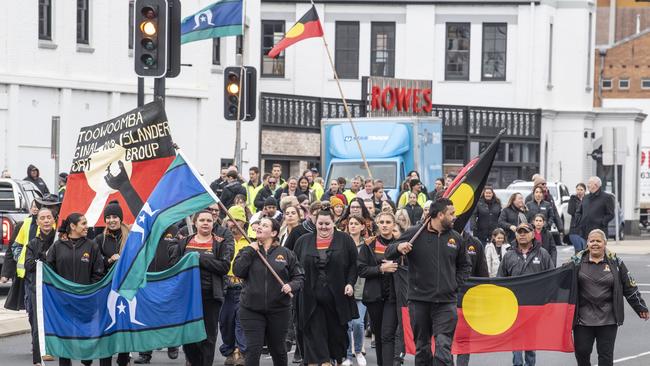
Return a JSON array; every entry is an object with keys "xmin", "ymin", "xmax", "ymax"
[{"xmin": 386, "ymin": 198, "xmax": 471, "ymax": 366}]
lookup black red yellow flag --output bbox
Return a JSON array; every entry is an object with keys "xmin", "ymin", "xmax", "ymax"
[
  {"xmin": 402, "ymin": 265, "xmax": 576, "ymax": 355},
  {"xmin": 453, "ymin": 265, "xmax": 577, "ymax": 354},
  {"xmin": 268, "ymin": 5, "xmax": 324, "ymax": 58},
  {"xmin": 443, "ymin": 130, "xmax": 503, "ymax": 232}
]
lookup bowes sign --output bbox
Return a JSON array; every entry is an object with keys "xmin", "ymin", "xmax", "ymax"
[{"xmin": 362, "ymin": 76, "xmax": 433, "ymax": 117}]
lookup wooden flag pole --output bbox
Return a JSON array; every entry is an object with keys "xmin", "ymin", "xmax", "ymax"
[
  {"xmin": 217, "ymin": 201, "xmax": 293, "ymax": 297},
  {"xmin": 310, "ymin": 1, "xmax": 373, "ymax": 181}
]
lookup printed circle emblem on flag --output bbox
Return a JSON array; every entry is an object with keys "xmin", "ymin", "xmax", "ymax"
[
  {"xmin": 450, "ymin": 183, "xmax": 475, "ymax": 215},
  {"xmin": 462, "ymin": 284, "xmax": 518, "ymax": 336},
  {"xmin": 286, "ymin": 23, "xmax": 305, "ymax": 38}
]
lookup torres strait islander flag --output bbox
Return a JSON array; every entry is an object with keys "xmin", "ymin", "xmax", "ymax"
[
  {"xmin": 37, "ymin": 152, "xmax": 219, "ymax": 360},
  {"xmin": 58, "ymin": 101, "xmax": 175, "ymax": 227},
  {"xmin": 267, "ymin": 5, "xmax": 324, "ymax": 58},
  {"xmin": 443, "ymin": 130, "xmax": 503, "ymax": 232}
]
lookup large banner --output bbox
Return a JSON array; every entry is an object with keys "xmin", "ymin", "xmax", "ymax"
[{"xmin": 59, "ymin": 101, "xmax": 175, "ymax": 226}]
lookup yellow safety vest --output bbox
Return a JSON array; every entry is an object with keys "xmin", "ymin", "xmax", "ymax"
[
  {"xmin": 15, "ymin": 217, "xmax": 37, "ymax": 279},
  {"xmin": 244, "ymin": 182, "xmax": 262, "ymax": 214},
  {"xmin": 227, "ymin": 236, "xmax": 249, "ymax": 277},
  {"xmin": 311, "ymin": 182, "xmax": 324, "ymax": 201},
  {"xmin": 343, "ymin": 190, "xmax": 357, "ymax": 204},
  {"xmin": 398, "ymin": 191, "xmax": 427, "ymax": 209}
]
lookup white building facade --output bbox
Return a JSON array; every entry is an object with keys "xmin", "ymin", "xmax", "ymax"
[
  {"xmin": 0, "ymin": 0, "xmax": 261, "ymax": 188},
  {"xmin": 258, "ymin": 0, "xmax": 645, "ymax": 232}
]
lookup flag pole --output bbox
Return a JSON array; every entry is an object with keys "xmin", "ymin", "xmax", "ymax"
[
  {"xmin": 309, "ymin": 1, "xmax": 373, "ymax": 181},
  {"xmin": 217, "ymin": 201, "xmax": 293, "ymax": 298}
]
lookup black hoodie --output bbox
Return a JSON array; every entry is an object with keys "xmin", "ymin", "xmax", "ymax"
[
  {"xmin": 283, "ymin": 219, "xmax": 316, "ymax": 251},
  {"xmin": 24, "ymin": 164, "xmax": 50, "ymax": 194},
  {"xmin": 46, "ymin": 237, "xmax": 105, "ymax": 284},
  {"xmin": 24, "ymin": 229, "xmax": 56, "ymax": 294}
]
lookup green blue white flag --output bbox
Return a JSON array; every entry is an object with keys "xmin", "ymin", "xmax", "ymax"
[{"xmin": 181, "ymin": 0, "xmax": 243, "ymax": 44}]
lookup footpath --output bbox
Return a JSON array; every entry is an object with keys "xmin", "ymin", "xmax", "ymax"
[{"xmin": 1, "ymin": 238, "xmax": 649, "ymax": 338}]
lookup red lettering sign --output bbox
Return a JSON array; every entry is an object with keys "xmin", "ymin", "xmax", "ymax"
[{"xmin": 370, "ymin": 85, "xmax": 433, "ymax": 114}]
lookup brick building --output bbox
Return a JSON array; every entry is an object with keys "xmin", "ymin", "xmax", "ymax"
[{"xmin": 596, "ymin": 0, "xmax": 650, "ymax": 45}]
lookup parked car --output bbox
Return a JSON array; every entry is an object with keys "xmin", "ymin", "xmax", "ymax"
[
  {"xmin": 492, "ymin": 189, "xmax": 521, "ymax": 209},
  {"xmin": 506, "ymin": 180, "xmax": 571, "ymax": 235},
  {"xmin": 0, "ymin": 178, "xmax": 43, "ymax": 273}
]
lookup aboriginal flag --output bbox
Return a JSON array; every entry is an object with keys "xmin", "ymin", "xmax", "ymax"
[
  {"xmin": 402, "ymin": 266, "xmax": 576, "ymax": 355},
  {"xmin": 452, "ymin": 265, "xmax": 577, "ymax": 354},
  {"xmin": 443, "ymin": 130, "xmax": 503, "ymax": 232},
  {"xmin": 268, "ymin": 5, "xmax": 324, "ymax": 58}
]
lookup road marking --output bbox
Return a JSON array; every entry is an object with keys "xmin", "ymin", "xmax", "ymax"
[{"xmin": 611, "ymin": 351, "xmax": 650, "ymax": 364}]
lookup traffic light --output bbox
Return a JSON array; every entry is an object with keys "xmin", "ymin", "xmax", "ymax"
[
  {"xmin": 224, "ymin": 66, "xmax": 257, "ymax": 121},
  {"xmin": 134, "ymin": 0, "xmax": 168, "ymax": 77}
]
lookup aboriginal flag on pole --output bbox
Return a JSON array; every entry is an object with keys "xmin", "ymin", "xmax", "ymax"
[
  {"xmin": 452, "ymin": 265, "xmax": 577, "ymax": 354},
  {"xmin": 443, "ymin": 130, "xmax": 503, "ymax": 232},
  {"xmin": 59, "ymin": 101, "xmax": 175, "ymax": 227},
  {"xmin": 267, "ymin": 5, "xmax": 324, "ymax": 58}
]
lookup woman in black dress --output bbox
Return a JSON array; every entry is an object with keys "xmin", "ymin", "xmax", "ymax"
[{"xmin": 294, "ymin": 207, "xmax": 359, "ymax": 366}]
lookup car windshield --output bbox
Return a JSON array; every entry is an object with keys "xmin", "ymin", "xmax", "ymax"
[
  {"xmin": 507, "ymin": 182, "xmax": 558, "ymax": 201},
  {"xmin": 328, "ymin": 162, "xmax": 397, "ymax": 189}
]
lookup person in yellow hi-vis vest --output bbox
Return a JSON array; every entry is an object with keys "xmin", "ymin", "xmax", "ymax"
[
  {"xmin": 244, "ymin": 167, "xmax": 262, "ymax": 214},
  {"xmin": 2, "ymin": 194, "xmax": 60, "ymax": 311},
  {"xmin": 398, "ymin": 179, "xmax": 427, "ymax": 209},
  {"xmin": 220, "ymin": 206, "xmax": 250, "ymax": 365}
]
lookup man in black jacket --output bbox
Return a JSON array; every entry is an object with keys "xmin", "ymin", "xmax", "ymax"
[
  {"xmin": 497, "ymin": 223, "xmax": 553, "ymax": 366},
  {"xmin": 386, "ymin": 198, "xmax": 471, "ymax": 366},
  {"xmin": 220, "ymin": 170, "xmax": 247, "ymax": 209},
  {"xmin": 574, "ymin": 176, "xmax": 615, "ymax": 240},
  {"xmin": 254, "ymin": 175, "xmax": 278, "ymax": 212}
]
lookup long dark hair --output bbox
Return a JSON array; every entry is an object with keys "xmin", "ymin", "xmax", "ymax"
[
  {"xmin": 340, "ymin": 197, "xmax": 373, "ymax": 222},
  {"xmin": 482, "ymin": 186, "xmax": 501, "ymax": 206}
]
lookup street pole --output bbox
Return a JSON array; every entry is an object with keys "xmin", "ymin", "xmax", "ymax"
[
  {"xmin": 154, "ymin": 77, "xmax": 165, "ymax": 106},
  {"xmin": 51, "ymin": 116, "xmax": 60, "ymax": 191},
  {"xmin": 137, "ymin": 77, "xmax": 145, "ymax": 107},
  {"xmin": 614, "ymin": 128, "xmax": 620, "ymax": 245}
]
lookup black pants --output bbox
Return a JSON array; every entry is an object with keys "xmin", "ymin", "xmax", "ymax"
[
  {"xmin": 408, "ymin": 301, "xmax": 457, "ymax": 366},
  {"xmin": 240, "ymin": 306, "xmax": 291, "ymax": 366},
  {"xmin": 366, "ymin": 301, "xmax": 398, "ymax": 366},
  {"xmin": 302, "ymin": 284, "xmax": 349, "ymax": 364},
  {"xmin": 574, "ymin": 324, "xmax": 618, "ymax": 366},
  {"xmin": 25, "ymin": 288, "xmax": 41, "ymax": 364},
  {"xmin": 183, "ymin": 294, "xmax": 222, "ymax": 366},
  {"xmin": 59, "ymin": 360, "xmax": 92, "ymax": 366},
  {"xmin": 99, "ymin": 354, "xmax": 130, "ymax": 366}
]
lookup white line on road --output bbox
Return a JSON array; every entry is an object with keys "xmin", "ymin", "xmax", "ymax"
[{"xmin": 612, "ymin": 351, "xmax": 650, "ymax": 364}]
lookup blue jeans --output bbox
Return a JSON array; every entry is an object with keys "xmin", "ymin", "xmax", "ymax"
[
  {"xmin": 512, "ymin": 350, "xmax": 536, "ymax": 366},
  {"xmin": 346, "ymin": 300, "xmax": 367, "ymax": 359},
  {"xmin": 569, "ymin": 234, "xmax": 586, "ymax": 252},
  {"xmin": 219, "ymin": 287, "xmax": 247, "ymax": 356}
]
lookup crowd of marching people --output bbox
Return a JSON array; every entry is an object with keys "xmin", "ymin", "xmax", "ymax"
[{"xmin": 1, "ymin": 163, "xmax": 648, "ymax": 366}]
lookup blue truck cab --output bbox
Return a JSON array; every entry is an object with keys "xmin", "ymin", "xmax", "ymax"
[{"xmin": 321, "ymin": 117, "xmax": 443, "ymax": 201}]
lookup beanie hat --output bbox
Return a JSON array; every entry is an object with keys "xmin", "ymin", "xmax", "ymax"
[
  {"xmin": 103, "ymin": 200, "xmax": 123, "ymax": 221},
  {"xmin": 264, "ymin": 196, "xmax": 278, "ymax": 208},
  {"xmin": 335, "ymin": 193, "xmax": 347, "ymax": 206},
  {"xmin": 533, "ymin": 176, "xmax": 546, "ymax": 187},
  {"xmin": 329, "ymin": 196, "xmax": 344, "ymax": 208},
  {"xmin": 227, "ymin": 205, "xmax": 247, "ymax": 223},
  {"xmin": 58, "ymin": 172, "xmax": 68, "ymax": 183}
]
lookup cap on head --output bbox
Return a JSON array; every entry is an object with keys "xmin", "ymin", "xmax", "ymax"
[
  {"xmin": 264, "ymin": 196, "xmax": 278, "ymax": 208},
  {"xmin": 515, "ymin": 223, "xmax": 534, "ymax": 233}
]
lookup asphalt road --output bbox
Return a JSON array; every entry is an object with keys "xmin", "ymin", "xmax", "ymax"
[{"xmin": 1, "ymin": 246, "xmax": 649, "ymax": 365}]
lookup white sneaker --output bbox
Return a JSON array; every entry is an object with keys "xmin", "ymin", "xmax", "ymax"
[
  {"xmin": 341, "ymin": 359, "xmax": 353, "ymax": 366},
  {"xmin": 355, "ymin": 353, "xmax": 367, "ymax": 366}
]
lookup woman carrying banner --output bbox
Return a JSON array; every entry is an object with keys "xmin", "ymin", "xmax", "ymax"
[
  {"xmin": 46, "ymin": 213, "xmax": 105, "ymax": 366},
  {"xmin": 24, "ymin": 207, "xmax": 56, "ymax": 366},
  {"xmin": 233, "ymin": 217, "xmax": 304, "ymax": 366},
  {"xmin": 94, "ymin": 201, "xmax": 131, "ymax": 366},
  {"xmin": 570, "ymin": 229, "xmax": 648, "ymax": 366},
  {"xmin": 294, "ymin": 207, "xmax": 359, "ymax": 366},
  {"xmin": 175, "ymin": 210, "xmax": 234, "ymax": 366},
  {"xmin": 358, "ymin": 212, "xmax": 399, "ymax": 366}
]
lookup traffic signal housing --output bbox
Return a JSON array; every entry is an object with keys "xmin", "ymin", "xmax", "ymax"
[
  {"xmin": 224, "ymin": 66, "xmax": 257, "ymax": 121},
  {"xmin": 134, "ymin": 0, "xmax": 168, "ymax": 77}
]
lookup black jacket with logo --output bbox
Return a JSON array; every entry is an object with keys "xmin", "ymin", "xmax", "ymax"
[
  {"xmin": 497, "ymin": 242, "xmax": 553, "ymax": 277},
  {"xmin": 358, "ymin": 235, "xmax": 397, "ymax": 303},
  {"xmin": 234, "ymin": 245, "xmax": 304, "ymax": 313},
  {"xmin": 461, "ymin": 232, "xmax": 489, "ymax": 278},
  {"xmin": 526, "ymin": 199, "xmax": 557, "ymax": 230},
  {"xmin": 45, "ymin": 237, "xmax": 105, "ymax": 285},
  {"xmin": 385, "ymin": 225, "xmax": 471, "ymax": 303}
]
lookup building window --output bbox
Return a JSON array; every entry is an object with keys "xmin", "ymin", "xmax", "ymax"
[
  {"xmin": 444, "ymin": 141, "xmax": 466, "ymax": 162},
  {"xmin": 445, "ymin": 23, "xmax": 470, "ymax": 81},
  {"xmin": 128, "ymin": 1, "xmax": 134, "ymax": 49},
  {"xmin": 602, "ymin": 79, "xmax": 612, "ymax": 90},
  {"xmin": 370, "ymin": 22, "xmax": 396, "ymax": 77},
  {"xmin": 641, "ymin": 79, "xmax": 650, "ymax": 89},
  {"xmin": 39, "ymin": 0, "xmax": 52, "ymax": 41},
  {"xmin": 261, "ymin": 20, "xmax": 285, "ymax": 77},
  {"xmin": 481, "ymin": 23, "xmax": 507, "ymax": 81},
  {"xmin": 335, "ymin": 22, "xmax": 360, "ymax": 79},
  {"xmin": 212, "ymin": 38, "xmax": 221, "ymax": 65},
  {"xmin": 77, "ymin": 0, "xmax": 90, "ymax": 44},
  {"xmin": 619, "ymin": 79, "xmax": 630, "ymax": 89}
]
